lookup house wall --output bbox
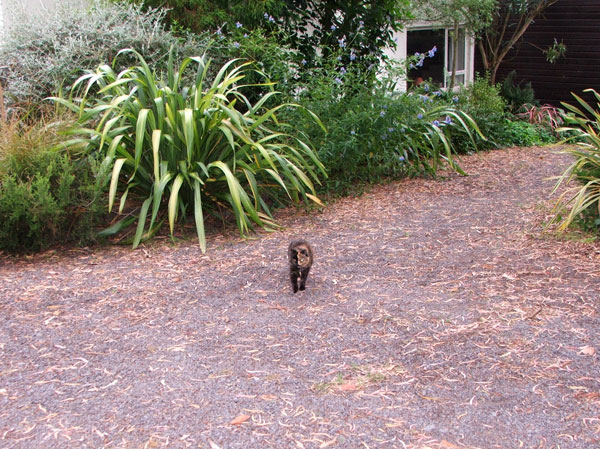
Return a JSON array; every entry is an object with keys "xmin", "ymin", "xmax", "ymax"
[{"xmin": 475, "ymin": 0, "xmax": 600, "ymax": 106}]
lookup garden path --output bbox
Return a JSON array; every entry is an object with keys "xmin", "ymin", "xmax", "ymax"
[{"xmin": 1, "ymin": 145, "xmax": 599, "ymax": 449}]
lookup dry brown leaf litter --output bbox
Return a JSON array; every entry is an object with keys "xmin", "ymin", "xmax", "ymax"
[{"xmin": 0, "ymin": 145, "xmax": 599, "ymax": 449}]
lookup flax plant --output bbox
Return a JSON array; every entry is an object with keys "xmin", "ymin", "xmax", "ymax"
[
  {"xmin": 407, "ymin": 104, "xmax": 482, "ymax": 176},
  {"xmin": 54, "ymin": 49, "xmax": 326, "ymax": 251},
  {"xmin": 550, "ymin": 89, "xmax": 600, "ymax": 231}
]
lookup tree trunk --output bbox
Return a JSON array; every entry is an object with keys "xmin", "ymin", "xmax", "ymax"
[{"xmin": 479, "ymin": 0, "xmax": 560, "ymax": 85}]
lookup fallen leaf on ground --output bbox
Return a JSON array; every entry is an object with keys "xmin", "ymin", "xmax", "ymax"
[
  {"xmin": 319, "ymin": 438, "xmax": 337, "ymax": 448},
  {"xmin": 230, "ymin": 414, "xmax": 251, "ymax": 425},
  {"xmin": 579, "ymin": 346, "xmax": 596, "ymax": 356},
  {"xmin": 339, "ymin": 382, "xmax": 357, "ymax": 391}
]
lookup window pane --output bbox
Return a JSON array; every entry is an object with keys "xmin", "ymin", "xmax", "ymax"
[
  {"xmin": 448, "ymin": 28, "xmax": 465, "ymax": 71},
  {"xmin": 407, "ymin": 29, "xmax": 445, "ymax": 88}
]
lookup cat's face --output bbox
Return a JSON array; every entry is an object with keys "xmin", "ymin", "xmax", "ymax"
[{"xmin": 294, "ymin": 247, "xmax": 311, "ymax": 267}]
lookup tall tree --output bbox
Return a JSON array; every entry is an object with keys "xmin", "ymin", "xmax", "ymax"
[
  {"xmin": 278, "ymin": 0, "xmax": 412, "ymax": 67},
  {"xmin": 478, "ymin": 0, "xmax": 560, "ymax": 84},
  {"xmin": 413, "ymin": 0, "xmax": 495, "ymax": 89},
  {"xmin": 125, "ymin": 0, "xmax": 412, "ymax": 69}
]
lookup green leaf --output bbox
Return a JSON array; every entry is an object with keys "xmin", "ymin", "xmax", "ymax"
[
  {"xmin": 193, "ymin": 180, "xmax": 206, "ymax": 252},
  {"xmin": 133, "ymin": 197, "xmax": 152, "ymax": 249},
  {"xmin": 135, "ymin": 109, "xmax": 151, "ymax": 170},
  {"xmin": 168, "ymin": 174, "xmax": 185, "ymax": 236},
  {"xmin": 108, "ymin": 158, "xmax": 127, "ymax": 213}
]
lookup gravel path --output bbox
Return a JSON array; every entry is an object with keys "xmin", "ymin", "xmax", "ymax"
[{"xmin": 1, "ymin": 145, "xmax": 599, "ymax": 449}]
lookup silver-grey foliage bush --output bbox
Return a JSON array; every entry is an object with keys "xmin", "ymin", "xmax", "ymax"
[{"xmin": 0, "ymin": 0, "xmax": 209, "ymax": 105}]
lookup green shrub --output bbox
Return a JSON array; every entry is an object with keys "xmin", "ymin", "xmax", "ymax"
[
  {"xmin": 500, "ymin": 70, "xmax": 536, "ymax": 113},
  {"xmin": 493, "ymin": 119, "xmax": 554, "ymax": 147},
  {"xmin": 281, "ymin": 57, "xmax": 483, "ymax": 194},
  {"xmin": 0, "ymin": 114, "xmax": 104, "ymax": 252},
  {"xmin": 206, "ymin": 26, "xmax": 300, "ymax": 106},
  {"xmin": 0, "ymin": 0, "xmax": 209, "ymax": 107},
  {"xmin": 551, "ymin": 89, "xmax": 600, "ymax": 233},
  {"xmin": 54, "ymin": 49, "xmax": 326, "ymax": 251}
]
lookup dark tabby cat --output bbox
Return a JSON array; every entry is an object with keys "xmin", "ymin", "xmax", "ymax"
[{"xmin": 288, "ymin": 239, "xmax": 313, "ymax": 293}]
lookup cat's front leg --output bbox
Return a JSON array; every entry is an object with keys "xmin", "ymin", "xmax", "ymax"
[
  {"xmin": 290, "ymin": 271, "xmax": 299, "ymax": 293},
  {"xmin": 299, "ymin": 267, "xmax": 311, "ymax": 291}
]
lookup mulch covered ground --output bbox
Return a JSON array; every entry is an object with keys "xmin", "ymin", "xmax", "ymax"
[{"xmin": 1, "ymin": 145, "xmax": 599, "ymax": 449}]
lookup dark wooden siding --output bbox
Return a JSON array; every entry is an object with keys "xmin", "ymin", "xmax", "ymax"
[{"xmin": 474, "ymin": 0, "xmax": 600, "ymax": 107}]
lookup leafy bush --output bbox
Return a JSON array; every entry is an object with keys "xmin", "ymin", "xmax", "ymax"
[
  {"xmin": 551, "ymin": 89, "xmax": 600, "ymax": 233},
  {"xmin": 449, "ymin": 75, "xmax": 507, "ymax": 151},
  {"xmin": 54, "ymin": 50, "xmax": 326, "ymax": 251},
  {"xmin": 452, "ymin": 75, "xmax": 555, "ymax": 150},
  {"xmin": 493, "ymin": 119, "xmax": 555, "ymax": 147},
  {"xmin": 518, "ymin": 104, "xmax": 564, "ymax": 131},
  {"xmin": 281, "ymin": 57, "xmax": 483, "ymax": 193},
  {"xmin": 206, "ymin": 26, "xmax": 300, "ymax": 106},
  {"xmin": 0, "ymin": 0, "xmax": 209, "ymax": 107},
  {"xmin": 0, "ymin": 113, "xmax": 104, "ymax": 253},
  {"xmin": 500, "ymin": 70, "xmax": 536, "ymax": 113}
]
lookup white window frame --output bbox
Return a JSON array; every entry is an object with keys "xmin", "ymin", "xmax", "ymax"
[
  {"xmin": 385, "ymin": 22, "xmax": 476, "ymax": 92},
  {"xmin": 444, "ymin": 27, "xmax": 476, "ymax": 89}
]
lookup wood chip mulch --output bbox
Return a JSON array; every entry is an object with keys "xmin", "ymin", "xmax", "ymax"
[{"xmin": 0, "ymin": 145, "xmax": 599, "ymax": 449}]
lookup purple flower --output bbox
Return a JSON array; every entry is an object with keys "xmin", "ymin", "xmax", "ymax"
[
  {"xmin": 233, "ymin": 42, "xmax": 240, "ymax": 48},
  {"xmin": 334, "ymin": 77, "xmax": 343, "ymax": 84},
  {"xmin": 350, "ymin": 130, "xmax": 356, "ymax": 136},
  {"xmin": 428, "ymin": 46, "xmax": 437, "ymax": 58},
  {"xmin": 398, "ymin": 156, "xmax": 405, "ymax": 162},
  {"xmin": 331, "ymin": 24, "xmax": 337, "ymax": 31},
  {"xmin": 338, "ymin": 38, "xmax": 346, "ymax": 48},
  {"xmin": 235, "ymin": 22, "xmax": 243, "ymax": 28},
  {"xmin": 301, "ymin": 59, "xmax": 307, "ymax": 66},
  {"xmin": 340, "ymin": 67, "xmax": 347, "ymax": 75},
  {"xmin": 453, "ymin": 96, "xmax": 459, "ymax": 103},
  {"xmin": 433, "ymin": 120, "xmax": 440, "ymax": 126},
  {"xmin": 349, "ymin": 52, "xmax": 356, "ymax": 61},
  {"xmin": 433, "ymin": 91, "xmax": 441, "ymax": 96},
  {"xmin": 417, "ymin": 113, "xmax": 423, "ymax": 119},
  {"xmin": 424, "ymin": 84, "xmax": 429, "ymax": 92},
  {"xmin": 380, "ymin": 111, "xmax": 386, "ymax": 117},
  {"xmin": 388, "ymin": 127, "xmax": 395, "ymax": 132},
  {"xmin": 444, "ymin": 116, "xmax": 452, "ymax": 124}
]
